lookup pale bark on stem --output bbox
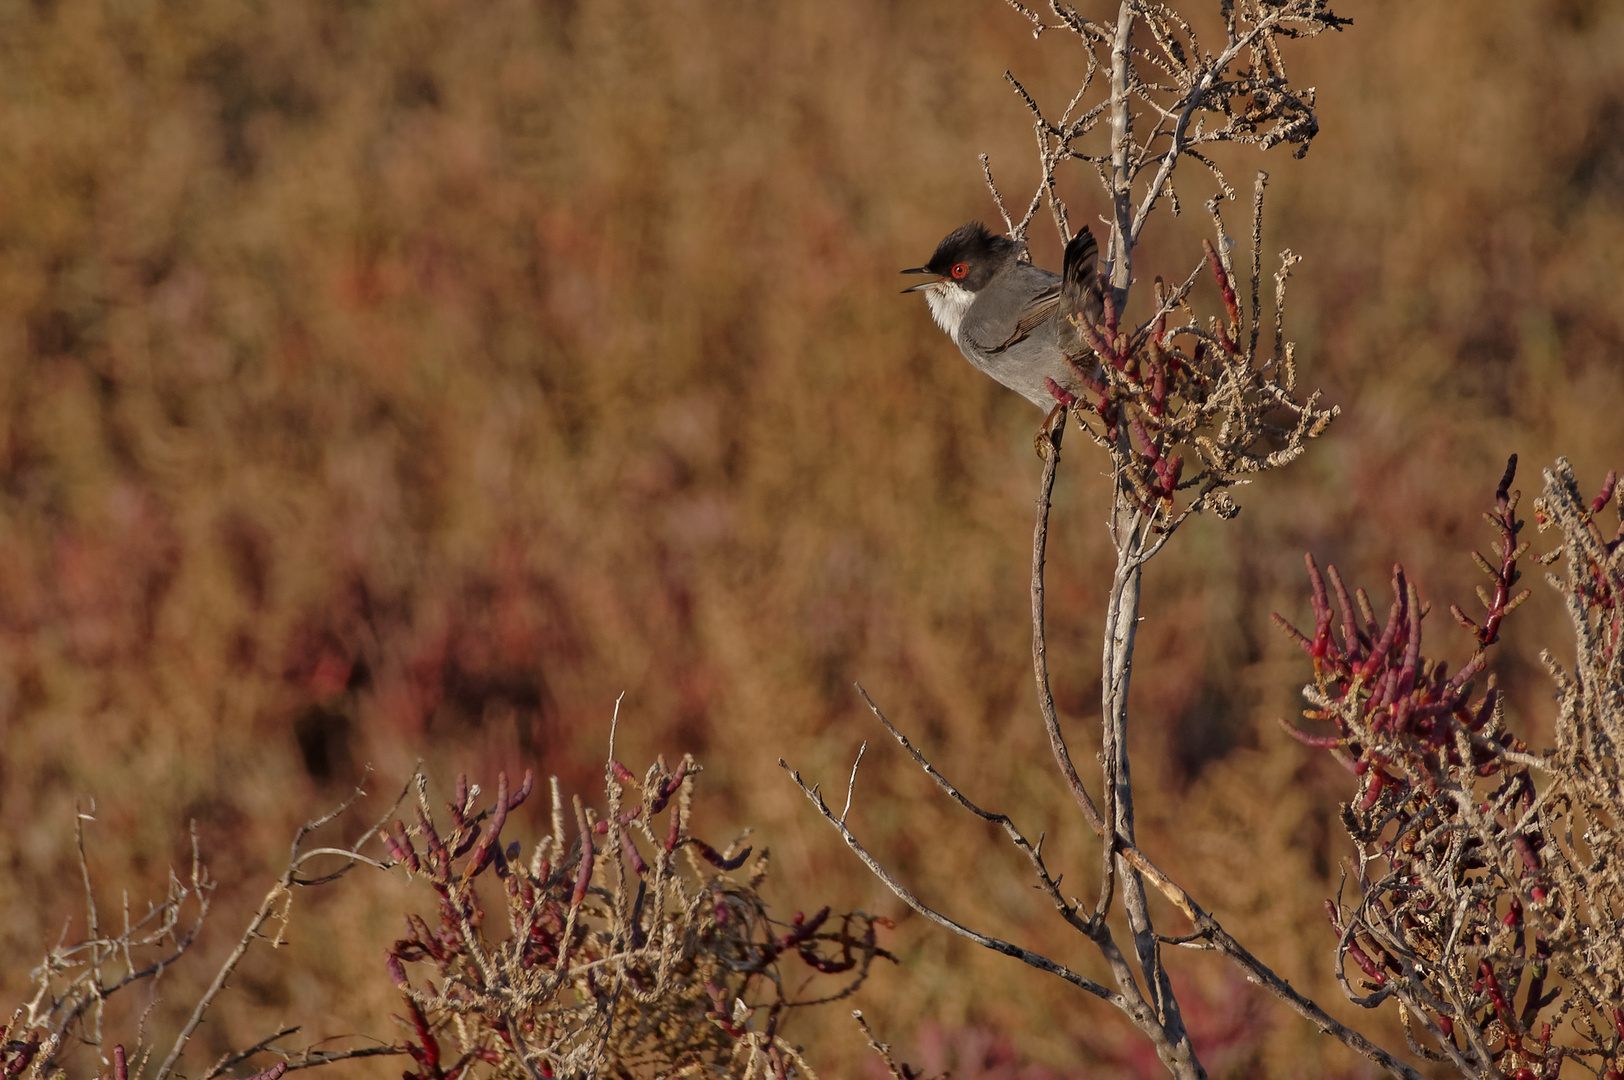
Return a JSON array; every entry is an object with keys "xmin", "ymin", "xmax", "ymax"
[
  {"xmin": 1103, "ymin": 500, "xmax": 1202, "ymax": 1078},
  {"xmin": 1031, "ymin": 426, "xmax": 1107, "ymax": 842},
  {"xmin": 1034, "ymin": 429, "xmax": 1201, "ymax": 1079},
  {"xmin": 851, "ymin": 681, "xmax": 1180, "ymax": 1038},
  {"xmin": 782, "ymin": 738, "xmax": 1193, "ymax": 1073},
  {"xmin": 1032, "ymin": 443, "xmax": 1424, "ymax": 1080},
  {"xmin": 1106, "ymin": 2, "xmax": 1136, "ymax": 299},
  {"xmin": 1102, "ymin": 4, "xmax": 1199, "ymax": 1072}
]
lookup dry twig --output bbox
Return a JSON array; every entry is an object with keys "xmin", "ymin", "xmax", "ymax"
[{"xmin": 1, "ymin": 776, "xmax": 412, "ymax": 1080}]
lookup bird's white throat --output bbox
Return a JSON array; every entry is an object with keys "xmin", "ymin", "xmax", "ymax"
[{"xmin": 921, "ymin": 281, "xmax": 974, "ymax": 345}]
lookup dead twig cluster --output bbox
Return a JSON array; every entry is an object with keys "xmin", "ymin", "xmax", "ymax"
[
  {"xmin": 988, "ymin": 0, "xmax": 1348, "ymax": 262},
  {"xmin": 0, "ymin": 780, "xmax": 408, "ymax": 1080},
  {"xmin": 2, "ymin": 745, "xmax": 885, "ymax": 1080}
]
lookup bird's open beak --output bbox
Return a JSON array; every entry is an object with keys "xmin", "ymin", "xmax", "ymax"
[{"xmin": 900, "ymin": 266, "xmax": 935, "ymax": 294}]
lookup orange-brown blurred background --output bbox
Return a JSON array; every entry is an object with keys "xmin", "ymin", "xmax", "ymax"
[{"xmin": 1, "ymin": 1, "xmax": 1621, "ymax": 1077}]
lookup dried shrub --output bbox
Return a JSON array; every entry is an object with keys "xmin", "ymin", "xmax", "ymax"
[
  {"xmin": 1, "ymin": 750, "xmax": 884, "ymax": 1080},
  {"xmin": 383, "ymin": 752, "xmax": 891, "ymax": 1080},
  {"xmin": 1275, "ymin": 456, "xmax": 1624, "ymax": 1077},
  {"xmin": 0, "ymin": 788, "xmax": 405, "ymax": 1080}
]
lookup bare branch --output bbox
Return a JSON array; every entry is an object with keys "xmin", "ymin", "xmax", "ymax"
[
  {"xmin": 780, "ymin": 760, "xmax": 1123, "ymax": 1005},
  {"xmin": 840, "ymin": 741, "xmax": 867, "ymax": 825},
  {"xmin": 155, "ymin": 776, "xmax": 409, "ymax": 1080}
]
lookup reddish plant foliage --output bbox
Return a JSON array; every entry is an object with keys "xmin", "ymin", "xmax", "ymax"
[
  {"xmin": 1275, "ymin": 458, "xmax": 1624, "ymax": 1078},
  {"xmin": 385, "ymin": 761, "xmax": 891, "ymax": 1079}
]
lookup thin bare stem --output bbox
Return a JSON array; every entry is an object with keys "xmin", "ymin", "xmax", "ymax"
[
  {"xmin": 1031, "ymin": 425, "xmax": 1108, "ymax": 840},
  {"xmin": 780, "ymin": 761, "xmax": 1125, "ymax": 1006},
  {"xmin": 841, "ymin": 741, "xmax": 868, "ymax": 825},
  {"xmin": 155, "ymin": 777, "xmax": 409, "ymax": 1080},
  {"xmin": 1106, "ymin": 2, "xmax": 1136, "ymax": 296}
]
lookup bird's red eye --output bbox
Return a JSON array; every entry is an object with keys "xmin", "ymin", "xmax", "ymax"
[{"xmin": 950, "ymin": 262, "xmax": 969, "ymax": 280}]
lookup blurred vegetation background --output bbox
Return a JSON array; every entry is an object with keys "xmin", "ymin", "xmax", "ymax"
[{"xmin": 0, "ymin": 0, "xmax": 1620, "ymax": 1077}]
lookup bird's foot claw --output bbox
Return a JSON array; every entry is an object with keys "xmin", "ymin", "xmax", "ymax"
[{"xmin": 1035, "ymin": 403, "xmax": 1067, "ymax": 460}]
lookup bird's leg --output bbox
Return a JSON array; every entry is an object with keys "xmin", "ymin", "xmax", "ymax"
[
  {"xmin": 1036, "ymin": 380, "xmax": 1075, "ymax": 459},
  {"xmin": 1035, "ymin": 403, "xmax": 1069, "ymax": 460}
]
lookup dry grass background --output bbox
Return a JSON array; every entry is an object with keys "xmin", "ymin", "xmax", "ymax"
[{"xmin": 0, "ymin": 0, "xmax": 1621, "ymax": 1077}]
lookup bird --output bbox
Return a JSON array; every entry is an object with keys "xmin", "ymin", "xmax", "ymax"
[{"xmin": 901, "ymin": 221, "xmax": 1106, "ymax": 411}]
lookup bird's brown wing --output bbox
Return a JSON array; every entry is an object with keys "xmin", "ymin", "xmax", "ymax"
[
  {"xmin": 981, "ymin": 229, "xmax": 1100, "ymax": 354},
  {"xmin": 983, "ymin": 285, "xmax": 1060, "ymax": 354}
]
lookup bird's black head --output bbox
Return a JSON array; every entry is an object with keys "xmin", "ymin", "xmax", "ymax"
[{"xmin": 902, "ymin": 221, "xmax": 1019, "ymax": 292}]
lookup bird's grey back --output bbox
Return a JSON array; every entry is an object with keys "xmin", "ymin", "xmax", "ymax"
[{"xmin": 958, "ymin": 262, "xmax": 1060, "ymax": 356}]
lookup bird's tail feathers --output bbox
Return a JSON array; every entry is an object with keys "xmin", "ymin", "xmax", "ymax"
[
  {"xmin": 1061, "ymin": 227, "xmax": 1099, "ymax": 297},
  {"xmin": 1060, "ymin": 227, "xmax": 1105, "ymax": 332}
]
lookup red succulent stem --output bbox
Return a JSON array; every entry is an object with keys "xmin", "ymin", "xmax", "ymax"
[
  {"xmin": 1078, "ymin": 311, "xmax": 1128, "ymax": 371},
  {"xmin": 570, "ymin": 800, "xmax": 595, "ymax": 908},
  {"xmin": 1202, "ymin": 238, "xmax": 1240, "ymax": 352},
  {"xmin": 463, "ymin": 772, "xmax": 510, "ymax": 879},
  {"xmin": 1591, "ymin": 469, "xmax": 1617, "ymax": 516}
]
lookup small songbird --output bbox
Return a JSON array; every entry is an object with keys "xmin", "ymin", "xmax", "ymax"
[{"xmin": 902, "ymin": 222, "xmax": 1105, "ymax": 409}]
